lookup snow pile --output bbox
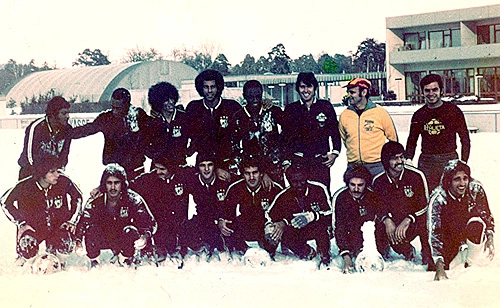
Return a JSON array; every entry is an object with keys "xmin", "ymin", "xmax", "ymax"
[{"xmin": 0, "ymin": 130, "xmax": 499, "ymax": 307}]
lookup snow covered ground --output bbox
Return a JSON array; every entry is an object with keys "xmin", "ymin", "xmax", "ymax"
[{"xmin": 0, "ymin": 128, "xmax": 499, "ymax": 308}]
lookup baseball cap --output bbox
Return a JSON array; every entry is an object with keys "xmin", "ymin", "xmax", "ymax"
[{"xmin": 343, "ymin": 78, "xmax": 371, "ymax": 89}]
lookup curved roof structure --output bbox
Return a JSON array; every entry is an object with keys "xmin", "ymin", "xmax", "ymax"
[{"xmin": 6, "ymin": 60, "xmax": 198, "ymax": 104}]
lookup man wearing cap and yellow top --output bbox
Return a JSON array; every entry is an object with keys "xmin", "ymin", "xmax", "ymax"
[{"xmin": 339, "ymin": 78, "xmax": 398, "ymax": 176}]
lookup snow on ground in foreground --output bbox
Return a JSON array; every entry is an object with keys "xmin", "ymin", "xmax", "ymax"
[{"xmin": 0, "ymin": 129, "xmax": 499, "ymax": 308}]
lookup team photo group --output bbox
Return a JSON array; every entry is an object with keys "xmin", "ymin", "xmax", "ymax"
[{"xmin": 0, "ymin": 69, "xmax": 494, "ymax": 280}]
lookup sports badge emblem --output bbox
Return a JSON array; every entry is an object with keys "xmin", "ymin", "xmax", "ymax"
[
  {"xmin": 120, "ymin": 207, "xmax": 129, "ymax": 217},
  {"xmin": 311, "ymin": 202, "xmax": 320, "ymax": 212},
  {"xmin": 261, "ymin": 198, "xmax": 270, "ymax": 210},
  {"xmin": 174, "ymin": 183, "xmax": 184, "ymax": 196},
  {"xmin": 217, "ymin": 189, "xmax": 226, "ymax": 201},
  {"xmin": 404, "ymin": 186, "xmax": 414, "ymax": 198},
  {"xmin": 220, "ymin": 116, "xmax": 229, "ymax": 128},
  {"xmin": 51, "ymin": 197, "xmax": 63, "ymax": 209},
  {"xmin": 172, "ymin": 126, "xmax": 182, "ymax": 137},
  {"xmin": 316, "ymin": 113, "xmax": 327, "ymax": 128}
]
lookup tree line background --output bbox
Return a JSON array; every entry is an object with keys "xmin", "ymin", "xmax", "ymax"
[{"xmin": 0, "ymin": 38, "xmax": 385, "ymax": 100}]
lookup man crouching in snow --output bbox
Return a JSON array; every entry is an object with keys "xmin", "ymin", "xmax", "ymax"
[
  {"xmin": 265, "ymin": 162, "xmax": 332, "ymax": 267},
  {"xmin": 1, "ymin": 154, "xmax": 83, "ymax": 267},
  {"xmin": 75, "ymin": 163, "xmax": 157, "ymax": 268},
  {"xmin": 429, "ymin": 160, "xmax": 494, "ymax": 280}
]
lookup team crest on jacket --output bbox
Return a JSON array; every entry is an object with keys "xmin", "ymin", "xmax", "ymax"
[
  {"xmin": 261, "ymin": 198, "xmax": 270, "ymax": 211},
  {"xmin": 120, "ymin": 207, "xmax": 129, "ymax": 218},
  {"xmin": 50, "ymin": 196, "xmax": 63, "ymax": 209},
  {"xmin": 220, "ymin": 116, "xmax": 229, "ymax": 128},
  {"xmin": 364, "ymin": 119, "xmax": 374, "ymax": 131},
  {"xmin": 311, "ymin": 202, "xmax": 320, "ymax": 212},
  {"xmin": 316, "ymin": 113, "xmax": 327, "ymax": 127},
  {"xmin": 174, "ymin": 183, "xmax": 184, "ymax": 196},
  {"xmin": 217, "ymin": 189, "xmax": 226, "ymax": 201},
  {"xmin": 172, "ymin": 126, "xmax": 182, "ymax": 137},
  {"xmin": 404, "ymin": 186, "xmax": 414, "ymax": 198}
]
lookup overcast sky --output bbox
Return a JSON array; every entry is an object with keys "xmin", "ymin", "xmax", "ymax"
[{"xmin": 1, "ymin": 0, "xmax": 499, "ymax": 68}]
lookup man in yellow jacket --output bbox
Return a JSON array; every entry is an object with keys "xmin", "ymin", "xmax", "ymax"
[{"xmin": 339, "ymin": 78, "xmax": 398, "ymax": 176}]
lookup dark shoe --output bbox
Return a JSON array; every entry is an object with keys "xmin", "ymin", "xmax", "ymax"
[
  {"xmin": 318, "ymin": 254, "xmax": 331, "ymax": 270},
  {"xmin": 299, "ymin": 246, "xmax": 317, "ymax": 260},
  {"xmin": 90, "ymin": 259, "xmax": 99, "ymax": 268}
]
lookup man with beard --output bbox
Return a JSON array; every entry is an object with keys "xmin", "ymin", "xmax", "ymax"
[
  {"xmin": 75, "ymin": 164, "xmax": 157, "ymax": 268},
  {"xmin": 265, "ymin": 163, "xmax": 332, "ymax": 267},
  {"xmin": 429, "ymin": 160, "xmax": 494, "ymax": 281},
  {"xmin": 406, "ymin": 74, "xmax": 470, "ymax": 191},
  {"xmin": 1, "ymin": 155, "xmax": 83, "ymax": 265},
  {"xmin": 218, "ymin": 156, "xmax": 282, "ymax": 255},
  {"xmin": 333, "ymin": 165, "xmax": 380, "ymax": 273},
  {"xmin": 234, "ymin": 80, "xmax": 285, "ymax": 185},
  {"xmin": 70, "ymin": 88, "xmax": 151, "ymax": 179},
  {"xmin": 130, "ymin": 154, "xmax": 188, "ymax": 262},
  {"xmin": 282, "ymin": 72, "xmax": 341, "ymax": 189},
  {"xmin": 185, "ymin": 70, "xmax": 243, "ymax": 182},
  {"xmin": 339, "ymin": 78, "xmax": 398, "ymax": 176},
  {"xmin": 372, "ymin": 141, "xmax": 432, "ymax": 267},
  {"xmin": 18, "ymin": 96, "xmax": 72, "ymax": 180}
]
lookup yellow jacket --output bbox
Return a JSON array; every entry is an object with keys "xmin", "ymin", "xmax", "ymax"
[{"xmin": 339, "ymin": 100, "xmax": 398, "ymax": 164}]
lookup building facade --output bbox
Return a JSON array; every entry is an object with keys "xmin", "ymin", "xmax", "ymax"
[{"xmin": 386, "ymin": 5, "xmax": 500, "ymax": 103}]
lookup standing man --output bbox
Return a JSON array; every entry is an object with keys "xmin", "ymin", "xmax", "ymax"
[
  {"xmin": 234, "ymin": 80, "xmax": 285, "ymax": 185},
  {"xmin": 266, "ymin": 163, "xmax": 332, "ymax": 267},
  {"xmin": 18, "ymin": 96, "xmax": 72, "ymax": 180},
  {"xmin": 70, "ymin": 88, "xmax": 151, "ymax": 179},
  {"xmin": 372, "ymin": 141, "xmax": 432, "ymax": 266},
  {"xmin": 185, "ymin": 70, "xmax": 243, "ymax": 181},
  {"xmin": 75, "ymin": 163, "xmax": 157, "ymax": 267},
  {"xmin": 130, "ymin": 153, "xmax": 189, "ymax": 261},
  {"xmin": 219, "ymin": 156, "xmax": 282, "ymax": 255},
  {"xmin": 429, "ymin": 160, "xmax": 494, "ymax": 281},
  {"xmin": 339, "ymin": 78, "xmax": 398, "ymax": 176},
  {"xmin": 333, "ymin": 165, "xmax": 380, "ymax": 274},
  {"xmin": 1, "ymin": 154, "xmax": 83, "ymax": 264},
  {"xmin": 282, "ymin": 72, "xmax": 341, "ymax": 189},
  {"xmin": 406, "ymin": 74, "xmax": 471, "ymax": 191},
  {"xmin": 146, "ymin": 82, "xmax": 189, "ymax": 166}
]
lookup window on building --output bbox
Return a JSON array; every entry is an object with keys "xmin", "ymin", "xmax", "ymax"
[
  {"xmin": 477, "ymin": 67, "xmax": 500, "ymax": 101},
  {"xmin": 477, "ymin": 24, "xmax": 500, "ymax": 44},
  {"xmin": 405, "ymin": 71, "xmax": 426, "ymax": 102},
  {"xmin": 403, "ymin": 32, "xmax": 426, "ymax": 50},
  {"xmin": 429, "ymin": 29, "xmax": 460, "ymax": 49}
]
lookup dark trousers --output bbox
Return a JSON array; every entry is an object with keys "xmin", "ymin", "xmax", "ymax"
[
  {"xmin": 223, "ymin": 221, "xmax": 276, "ymax": 254},
  {"xmin": 418, "ymin": 152, "xmax": 458, "ymax": 191},
  {"xmin": 282, "ymin": 222, "xmax": 331, "ymax": 258},
  {"xmin": 18, "ymin": 227, "xmax": 73, "ymax": 258},
  {"xmin": 375, "ymin": 219, "xmax": 419, "ymax": 260},
  {"xmin": 85, "ymin": 225, "xmax": 139, "ymax": 259},
  {"xmin": 182, "ymin": 216, "xmax": 224, "ymax": 253}
]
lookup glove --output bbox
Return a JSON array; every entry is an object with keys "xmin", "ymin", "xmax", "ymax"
[
  {"xmin": 291, "ymin": 212, "xmax": 316, "ymax": 229},
  {"xmin": 134, "ymin": 235, "xmax": 147, "ymax": 250}
]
